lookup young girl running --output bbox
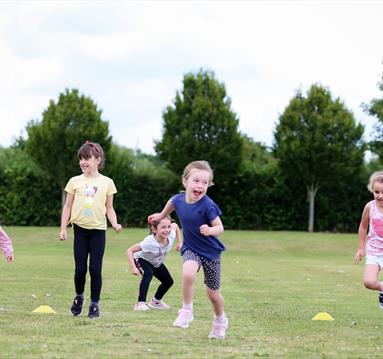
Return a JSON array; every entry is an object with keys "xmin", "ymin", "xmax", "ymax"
[
  {"xmin": 148, "ymin": 160, "xmax": 228, "ymax": 339},
  {"xmin": 59, "ymin": 141, "xmax": 122, "ymax": 318},
  {"xmin": 126, "ymin": 216, "xmax": 182, "ymax": 311},
  {"xmin": 355, "ymin": 170, "xmax": 383, "ymax": 308},
  {"xmin": 0, "ymin": 226, "xmax": 14, "ymax": 263}
]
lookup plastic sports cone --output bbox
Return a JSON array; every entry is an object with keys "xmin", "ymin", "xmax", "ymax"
[
  {"xmin": 312, "ymin": 312, "xmax": 334, "ymax": 321},
  {"xmin": 33, "ymin": 305, "xmax": 57, "ymax": 314}
]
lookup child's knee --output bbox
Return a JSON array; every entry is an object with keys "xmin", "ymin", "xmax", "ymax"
[
  {"xmin": 207, "ymin": 289, "xmax": 223, "ymax": 303},
  {"xmin": 183, "ymin": 272, "xmax": 196, "ymax": 284},
  {"xmin": 364, "ymin": 279, "xmax": 377, "ymax": 289}
]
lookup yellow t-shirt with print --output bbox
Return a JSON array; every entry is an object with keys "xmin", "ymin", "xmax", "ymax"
[{"xmin": 65, "ymin": 174, "xmax": 117, "ymax": 230}]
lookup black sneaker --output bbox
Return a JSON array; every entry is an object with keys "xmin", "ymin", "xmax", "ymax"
[
  {"xmin": 71, "ymin": 296, "xmax": 84, "ymax": 316},
  {"xmin": 87, "ymin": 303, "xmax": 100, "ymax": 318},
  {"xmin": 379, "ymin": 292, "xmax": 383, "ymax": 309}
]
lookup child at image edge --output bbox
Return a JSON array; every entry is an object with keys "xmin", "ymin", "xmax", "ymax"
[
  {"xmin": 0, "ymin": 226, "xmax": 14, "ymax": 263},
  {"xmin": 355, "ymin": 170, "xmax": 383, "ymax": 308},
  {"xmin": 127, "ymin": 216, "xmax": 182, "ymax": 311},
  {"xmin": 59, "ymin": 141, "xmax": 122, "ymax": 318},
  {"xmin": 148, "ymin": 160, "xmax": 228, "ymax": 339}
]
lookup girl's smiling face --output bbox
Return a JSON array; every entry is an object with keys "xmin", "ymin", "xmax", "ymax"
[
  {"xmin": 373, "ymin": 182, "xmax": 383, "ymax": 207},
  {"xmin": 79, "ymin": 155, "xmax": 100, "ymax": 176},
  {"xmin": 183, "ymin": 169, "xmax": 210, "ymax": 203},
  {"xmin": 153, "ymin": 218, "xmax": 172, "ymax": 241}
]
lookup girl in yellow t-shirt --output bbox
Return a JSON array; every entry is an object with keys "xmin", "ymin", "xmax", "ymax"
[{"xmin": 59, "ymin": 141, "xmax": 122, "ymax": 318}]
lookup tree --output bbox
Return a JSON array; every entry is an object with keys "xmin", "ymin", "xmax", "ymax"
[
  {"xmin": 241, "ymin": 135, "xmax": 277, "ymax": 174},
  {"xmin": 366, "ymin": 76, "xmax": 383, "ymax": 160},
  {"xmin": 155, "ymin": 69, "xmax": 243, "ymax": 196},
  {"xmin": 25, "ymin": 89, "xmax": 112, "ymax": 205},
  {"xmin": 273, "ymin": 84, "xmax": 365, "ymax": 232}
]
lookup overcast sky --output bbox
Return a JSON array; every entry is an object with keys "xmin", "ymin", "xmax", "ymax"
[{"xmin": 1, "ymin": 1, "xmax": 382, "ymax": 154}]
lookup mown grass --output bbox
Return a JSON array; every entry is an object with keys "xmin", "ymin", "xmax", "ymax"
[{"xmin": 0, "ymin": 227, "xmax": 380, "ymax": 358}]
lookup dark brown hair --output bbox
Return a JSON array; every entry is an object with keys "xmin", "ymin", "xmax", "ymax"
[{"xmin": 77, "ymin": 141, "xmax": 105, "ymax": 170}]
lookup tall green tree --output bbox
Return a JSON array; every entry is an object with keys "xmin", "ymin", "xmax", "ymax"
[
  {"xmin": 366, "ymin": 77, "xmax": 383, "ymax": 160},
  {"xmin": 25, "ymin": 88, "xmax": 112, "ymax": 205},
  {"xmin": 155, "ymin": 69, "xmax": 243, "ymax": 197},
  {"xmin": 274, "ymin": 84, "xmax": 365, "ymax": 232}
]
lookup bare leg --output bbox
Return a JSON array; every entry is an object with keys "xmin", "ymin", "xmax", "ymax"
[
  {"xmin": 182, "ymin": 260, "xmax": 199, "ymax": 305},
  {"xmin": 363, "ymin": 264, "xmax": 383, "ymax": 291}
]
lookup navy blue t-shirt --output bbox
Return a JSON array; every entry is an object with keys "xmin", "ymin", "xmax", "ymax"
[{"xmin": 171, "ymin": 193, "xmax": 225, "ymax": 260}]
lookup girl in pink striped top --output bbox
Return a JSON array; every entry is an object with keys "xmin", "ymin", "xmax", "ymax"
[
  {"xmin": 355, "ymin": 171, "xmax": 383, "ymax": 308},
  {"xmin": 0, "ymin": 226, "xmax": 14, "ymax": 263}
]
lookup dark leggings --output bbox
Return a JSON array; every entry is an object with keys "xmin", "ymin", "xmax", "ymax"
[
  {"xmin": 73, "ymin": 224, "xmax": 106, "ymax": 302},
  {"xmin": 136, "ymin": 258, "xmax": 174, "ymax": 302}
]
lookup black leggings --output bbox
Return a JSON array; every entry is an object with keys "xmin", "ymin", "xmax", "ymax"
[
  {"xmin": 73, "ymin": 224, "xmax": 106, "ymax": 302},
  {"xmin": 136, "ymin": 258, "xmax": 174, "ymax": 302}
]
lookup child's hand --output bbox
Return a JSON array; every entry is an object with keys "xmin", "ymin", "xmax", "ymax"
[
  {"xmin": 131, "ymin": 267, "xmax": 141, "ymax": 276},
  {"xmin": 113, "ymin": 224, "xmax": 122, "ymax": 233},
  {"xmin": 176, "ymin": 241, "xmax": 183, "ymax": 251},
  {"xmin": 59, "ymin": 230, "xmax": 67, "ymax": 241},
  {"xmin": 354, "ymin": 249, "xmax": 364, "ymax": 264},
  {"xmin": 6, "ymin": 254, "xmax": 14, "ymax": 263},
  {"xmin": 148, "ymin": 213, "xmax": 161, "ymax": 224},
  {"xmin": 200, "ymin": 224, "xmax": 210, "ymax": 236}
]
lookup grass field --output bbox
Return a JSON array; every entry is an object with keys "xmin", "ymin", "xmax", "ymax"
[{"xmin": 0, "ymin": 227, "xmax": 381, "ymax": 358}]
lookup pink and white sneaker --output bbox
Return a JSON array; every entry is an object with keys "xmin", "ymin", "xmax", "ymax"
[
  {"xmin": 208, "ymin": 316, "xmax": 229, "ymax": 339},
  {"xmin": 173, "ymin": 308, "xmax": 194, "ymax": 328},
  {"xmin": 133, "ymin": 302, "xmax": 150, "ymax": 311},
  {"xmin": 148, "ymin": 299, "xmax": 170, "ymax": 310}
]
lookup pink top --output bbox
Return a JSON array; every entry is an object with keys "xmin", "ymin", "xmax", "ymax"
[
  {"xmin": 0, "ymin": 226, "xmax": 13, "ymax": 258},
  {"xmin": 366, "ymin": 200, "xmax": 383, "ymax": 256}
]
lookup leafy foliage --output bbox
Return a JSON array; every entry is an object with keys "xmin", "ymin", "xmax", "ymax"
[
  {"xmin": 273, "ymin": 84, "xmax": 365, "ymax": 231},
  {"xmin": 0, "ymin": 147, "xmax": 60, "ymax": 225},
  {"xmin": 366, "ymin": 78, "xmax": 383, "ymax": 159},
  {"xmin": 25, "ymin": 88, "xmax": 112, "ymax": 192},
  {"xmin": 155, "ymin": 69, "xmax": 243, "ymax": 190}
]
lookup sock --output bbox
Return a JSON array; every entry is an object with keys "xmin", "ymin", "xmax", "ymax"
[
  {"xmin": 216, "ymin": 313, "xmax": 227, "ymax": 322},
  {"xmin": 152, "ymin": 297, "xmax": 161, "ymax": 303},
  {"xmin": 76, "ymin": 293, "xmax": 84, "ymax": 299},
  {"xmin": 183, "ymin": 302, "xmax": 193, "ymax": 311}
]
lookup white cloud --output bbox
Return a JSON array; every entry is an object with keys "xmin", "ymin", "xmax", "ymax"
[{"xmin": 0, "ymin": 1, "xmax": 382, "ymax": 153}]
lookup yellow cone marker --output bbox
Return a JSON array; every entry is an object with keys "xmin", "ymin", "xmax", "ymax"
[
  {"xmin": 33, "ymin": 305, "xmax": 57, "ymax": 314},
  {"xmin": 312, "ymin": 312, "xmax": 334, "ymax": 321}
]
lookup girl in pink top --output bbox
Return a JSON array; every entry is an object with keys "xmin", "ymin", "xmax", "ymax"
[
  {"xmin": 355, "ymin": 171, "xmax": 383, "ymax": 308},
  {"xmin": 0, "ymin": 226, "xmax": 14, "ymax": 263}
]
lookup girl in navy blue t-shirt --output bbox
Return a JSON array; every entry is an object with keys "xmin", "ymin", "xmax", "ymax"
[{"xmin": 149, "ymin": 160, "xmax": 228, "ymax": 339}]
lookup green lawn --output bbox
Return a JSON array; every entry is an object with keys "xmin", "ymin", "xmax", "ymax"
[{"xmin": 0, "ymin": 227, "xmax": 380, "ymax": 358}]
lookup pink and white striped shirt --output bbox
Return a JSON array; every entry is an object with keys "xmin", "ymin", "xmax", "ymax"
[
  {"xmin": 366, "ymin": 200, "xmax": 383, "ymax": 256},
  {"xmin": 0, "ymin": 226, "xmax": 13, "ymax": 258}
]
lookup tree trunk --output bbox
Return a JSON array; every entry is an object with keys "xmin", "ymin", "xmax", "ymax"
[{"xmin": 307, "ymin": 185, "xmax": 319, "ymax": 232}]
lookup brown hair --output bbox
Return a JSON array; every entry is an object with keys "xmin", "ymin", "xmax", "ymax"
[
  {"xmin": 367, "ymin": 171, "xmax": 383, "ymax": 192},
  {"xmin": 149, "ymin": 215, "xmax": 173, "ymax": 235},
  {"xmin": 182, "ymin": 160, "xmax": 214, "ymax": 187},
  {"xmin": 77, "ymin": 141, "xmax": 105, "ymax": 170}
]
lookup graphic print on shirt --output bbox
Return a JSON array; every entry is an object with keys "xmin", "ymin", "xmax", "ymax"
[
  {"xmin": 83, "ymin": 185, "xmax": 98, "ymax": 217},
  {"xmin": 158, "ymin": 247, "xmax": 164, "ymax": 262},
  {"xmin": 372, "ymin": 217, "xmax": 383, "ymax": 238}
]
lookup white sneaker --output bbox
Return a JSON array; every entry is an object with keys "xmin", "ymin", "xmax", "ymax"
[
  {"xmin": 133, "ymin": 302, "xmax": 150, "ymax": 311},
  {"xmin": 148, "ymin": 299, "xmax": 170, "ymax": 310},
  {"xmin": 208, "ymin": 316, "xmax": 229, "ymax": 339},
  {"xmin": 173, "ymin": 308, "xmax": 194, "ymax": 328}
]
